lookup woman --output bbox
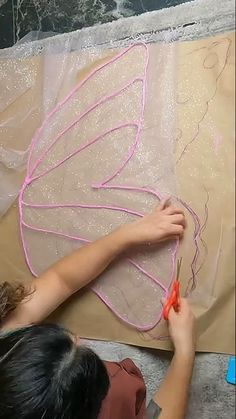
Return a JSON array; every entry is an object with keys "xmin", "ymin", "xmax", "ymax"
[{"xmin": 0, "ymin": 199, "xmax": 195, "ymax": 419}]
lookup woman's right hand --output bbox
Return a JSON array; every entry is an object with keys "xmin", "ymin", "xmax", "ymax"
[{"xmin": 168, "ymin": 298, "xmax": 196, "ymax": 357}]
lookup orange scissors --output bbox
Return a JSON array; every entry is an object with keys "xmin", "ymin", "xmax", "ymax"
[{"xmin": 163, "ymin": 258, "xmax": 182, "ymax": 321}]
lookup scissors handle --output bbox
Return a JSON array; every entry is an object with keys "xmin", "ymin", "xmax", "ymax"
[{"xmin": 163, "ymin": 280, "xmax": 180, "ymax": 321}]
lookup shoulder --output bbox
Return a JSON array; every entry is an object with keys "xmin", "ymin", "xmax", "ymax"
[
  {"xmin": 104, "ymin": 358, "xmax": 143, "ymax": 379},
  {"xmin": 100, "ymin": 359, "xmax": 146, "ymax": 418}
]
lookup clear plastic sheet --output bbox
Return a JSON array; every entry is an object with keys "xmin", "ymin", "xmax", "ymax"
[
  {"xmin": 18, "ymin": 41, "xmax": 178, "ymax": 330},
  {"xmin": 0, "ymin": 27, "xmax": 234, "ymax": 351},
  {"xmin": 0, "ymin": 31, "xmax": 80, "ymax": 217},
  {"xmin": 0, "ymin": 43, "xmax": 43, "ymax": 216}
]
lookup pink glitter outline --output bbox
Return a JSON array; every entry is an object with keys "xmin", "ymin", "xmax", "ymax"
[{"xmin": 19, "ymin": 43, "xmax": 201, "ymax": 331}]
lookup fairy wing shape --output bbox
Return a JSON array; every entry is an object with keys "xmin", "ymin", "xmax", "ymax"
[{"xmin": 20, "ymin": 43, "xmax": 180, "ymax": 331}]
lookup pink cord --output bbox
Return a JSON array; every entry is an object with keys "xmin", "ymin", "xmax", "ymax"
[{"xmin": 19, "ymin": 42, "xmax": 203, "ymax": 331}]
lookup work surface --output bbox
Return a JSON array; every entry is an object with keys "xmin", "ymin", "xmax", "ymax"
[{"xmin": 0, "ymin": 31, "xmax": 235, "ymax": 354}]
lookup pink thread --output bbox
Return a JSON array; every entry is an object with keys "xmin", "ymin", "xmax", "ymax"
[{"xmin": 19, "ymin": 43, "xmax": 204, "ymax": 331}]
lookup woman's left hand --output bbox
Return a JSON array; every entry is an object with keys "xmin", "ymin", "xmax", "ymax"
[{"xmin": 123, "ymin": 199, "xmax": 186, "ymax": 246}]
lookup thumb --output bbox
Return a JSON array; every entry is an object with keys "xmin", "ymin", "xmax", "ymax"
[{"xmin": 158, "ymin": 197, "xmax": 171, "ymax": 211}]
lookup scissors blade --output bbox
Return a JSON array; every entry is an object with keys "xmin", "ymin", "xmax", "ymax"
[{"xmin": 176, "ymin": 257, "xmax": 182, "ymax": 282}]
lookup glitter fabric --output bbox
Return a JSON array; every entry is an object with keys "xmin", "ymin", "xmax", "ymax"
[
  {"xmin": 18, "ymin": 42, "xmax": 183, "ymax": 331},
  {"xmin": 0, "ymin": 23, "xmax": 234, "ymax": 352},
  {"xmin": 0, "ymin": 56, "xmax": 40, "ymax": 216},
  {"xmin": 18, "ymin": 39, "xmax": 216, "ymax": 331}
]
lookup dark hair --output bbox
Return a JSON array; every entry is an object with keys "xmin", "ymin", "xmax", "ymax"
[{"xmin": 0, "ymin": 324, "xmax": 110, "ymax": 419}]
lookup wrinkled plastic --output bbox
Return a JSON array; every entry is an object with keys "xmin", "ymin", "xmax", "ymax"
[
  {"xmin": 0, "ymin": 58, "xmax": 37, "ymax": 215},
  {"xmin": 0, "ymin": 32, "xmax": 179, "ymax": 330},
  {"xmin": 0, "ymin": 31, "xmax": 65, "ymax": 217},
  {"xmin": 17, "ymin": 40, "xmax": 178, "ymax": 330},
  {"xmin": 1, "ymin": 29, "xmax": 231, "ymax": 329}
]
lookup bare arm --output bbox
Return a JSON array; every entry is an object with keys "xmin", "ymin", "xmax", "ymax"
[
  {"xmin": 147, "ymin": 299, "xmax": 196, "ymax": 419},
  {"xmin": 154, "ymin": 351, "xmax": 195, "ymax": 419},
  {"xmin": 2, "ymin": 229, "xmax": 130, "ymax": 328},
  {"xmin": 2, "ymin": 200, "xmax": 185, "ymax": 329}
]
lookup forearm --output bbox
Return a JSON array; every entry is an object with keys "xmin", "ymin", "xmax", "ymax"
[
  {"xmin": 149, "ymin": 350, "xmax": 195, "ymax": 419},
  {"xmin": 2, "ymin": 201, "xmax": 186, "ymax": 329},
  {"xmin": 1, "ymin": 228, "xmax": 130, "ymax": 329},
  {"xmin": 50, "ymin": 227, "xmax": 129, "ymax": 293}
]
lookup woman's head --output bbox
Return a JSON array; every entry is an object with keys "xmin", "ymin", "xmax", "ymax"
[{"xmin": 0, "ymin": 324, "xmax": 110, "ymax": 419}]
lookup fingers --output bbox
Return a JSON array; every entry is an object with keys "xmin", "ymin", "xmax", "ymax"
[
  {"xmin": 167, "ymin": 306, "xmax": 179, "ymax": 323},
  {"xmin": 179, "ymin": 298, "xmax": 191, "ymax": 311},
  {"xmin": 161, "ymin": 299, "xmax": 191, "ymax": 322},
  {"xmin": 158, "ymin": 201, "xmax": 185, "ymax": 220},
  {"xmin": 169, "ymin": 214, "xmax": 186, "ymax": 227},
  {"xmin": 158, "ymin": 225, "xmax": 184, "ymax": 242},
  {"xmin": 169, "ymin": 224, "xmax": 184, "ymax": 236},
  {"xmin": 178, "ymin": 298, "xmax": 195, "ymax": 318},
  {"xmin": 165, "ymin": 206, "xmax": 185, "ymax": 216}
]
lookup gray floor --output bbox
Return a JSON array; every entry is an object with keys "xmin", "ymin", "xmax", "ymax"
[{"xmin": 86, "ymin": 340, "xmax": 235, "ymax": 418}]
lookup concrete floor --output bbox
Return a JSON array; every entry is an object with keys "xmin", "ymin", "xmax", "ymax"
[{"xmin": 87, "ymin": 340, "xmax": 235, "ymax": 418}]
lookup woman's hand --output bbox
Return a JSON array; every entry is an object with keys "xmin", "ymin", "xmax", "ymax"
[
  {"xmin": 168, "ymin": 298, "xmax": 196, "ymax": 357},
  {"xmin": 153, "ymin": 298, "xmax": 196, "ymax": 419},
  {"xmin": 121, "ymin": 199, "xmax": 186, "ymax": 247}
]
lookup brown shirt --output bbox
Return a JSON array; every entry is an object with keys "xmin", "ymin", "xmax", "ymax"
[{"xmin": 99, "ymin": 359, "xmax": 147, "ymax": 419}]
